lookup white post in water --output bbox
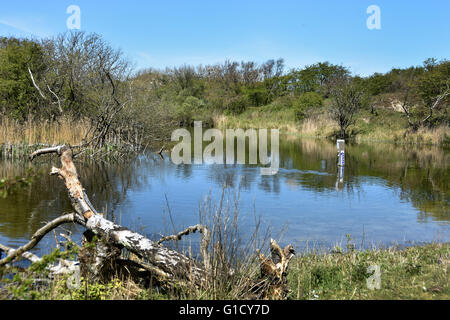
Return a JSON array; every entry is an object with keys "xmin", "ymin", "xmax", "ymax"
[
  {"xmin": 335, "ymin": 139, "xmax": 345, "ymax": 190},
  {"xmin": 337, "ymin": 139, "xmax": 345, "ymax": 167}
]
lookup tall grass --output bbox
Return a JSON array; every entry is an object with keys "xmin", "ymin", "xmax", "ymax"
[
  {"xmin": 156, "ymin": 186, "xmax": 274, "ymax": 300},
  {"xmin": 192, "ymin": 188, "xmax": 272, "ymax": 300},
  {"xmin": 0, "ymin": 115, "xmax": 146, "ymax": 159},
  {"xmin": 214, "ymin": 107, "xmax": 450, "ymax": 146},
  {"xmin": 213, "ymin": 107, "xmax": 300, "ymax": 134}
]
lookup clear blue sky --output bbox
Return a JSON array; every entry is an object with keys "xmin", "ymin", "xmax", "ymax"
[{"xmin": 0, "ymin": 0, "xmax": 449, "ymax": 76}]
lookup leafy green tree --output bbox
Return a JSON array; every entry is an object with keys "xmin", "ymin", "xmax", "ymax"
[
  {"xmin": 243, "ymin": 84, "xmax": 270, "ymax": 107},
  {"xmin": 284, "ymin": 62, "xmax": 349, "ymax": 96},
  {"xmin": 417, "ymin": 59, "xmax": 449, "ymax": 127},
  {"xmin": 395, "ymin": 59, "xmax": 449, "ymax": 130},
  {"xmin": 174, "ymin": 96, "xmax": 206, "ymax": 121},
  {"xmin": 364, "ymin": 72, "xmax": 393, "ymax": 96},
  {"xmin": 0, "ymin": 37, "xmax": 46, "ymax": 119}
]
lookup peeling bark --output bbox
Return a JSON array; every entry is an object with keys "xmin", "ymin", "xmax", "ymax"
[
  {"xmin": 30, "ymin": 145, "xmax": 206, "ymax": 286},
  {"xmin": 24, "ymin": 145, "xmax": 295, "ymax": 298},
  {"xmin": 158, "ymin": 224, "xmax": 211, "ymax": 271}
]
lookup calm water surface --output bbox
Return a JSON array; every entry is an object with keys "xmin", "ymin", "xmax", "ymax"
[{"xmin": 0, "ymin": 137, "xmax": 448, "ymax": 256}]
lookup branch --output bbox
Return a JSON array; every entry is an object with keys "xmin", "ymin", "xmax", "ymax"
[
  {"xmin": 157, "ymin": 224, "xmax": 208, "ymax": 245},
  {"xmin": 257, "ymin": 239, "xmax": 295, "ymax": 281},
  {"xmin": 155, "ymin": 145, "xmax": 165, "ymax": 160},
  {"xmin": 29, "ymin": 145, "xmax": 96, "ymax": 219},
  {"xmin": 0, "ymin": 213, "xmax": 83, "ymax": 266},
  {"xmin": 29, "ymin": 146, "xmax": 64, "ymax": 161},
  {"xmin": 399, "ymin": 89, "xmax": 416, "ymax": 128},
  {"xmin": 29, "ymin": 145, "xmax": 207, "ymax": 285},
  {"xmin": 28, "ymin": 67, "xmax": 47, "ymax": 100},
  {"xmin": 0, "ymin": 243, "xmax": 41, "ymax": 264},
  {"xmin": 158, "ymin": 224, "xmax": 211, "ymax": 271},
  {"xmin": 254, "ymin": 239, "xmax": 295, "ymax": 299},
  {"xmin": 422, "ymin": 86, "xmax": 450, "ymax": 124},
  {"xmin": 47, "ymin": 85, "xmax": 64, "ymax": 114}
]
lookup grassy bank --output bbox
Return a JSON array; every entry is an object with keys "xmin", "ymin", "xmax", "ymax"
[
  {"xmin": 213, "ymin": 104, "xmax": 450, "ymax": 147},
  {"xmin": 1, "ymin": 242, "xmax": 448, "ymax": 300},
  {"xmin": 289, "ymin": 242, "xmax": 449, "ymax": 300},
  {"xmin": 2, "ymin": 105, "xmax": 448, "ymax": 154}
]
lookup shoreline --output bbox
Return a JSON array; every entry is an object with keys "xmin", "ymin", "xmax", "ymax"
[
  {"xmin": 212, "ymin": 109, "xmax": 450, "ymax": 148},
  {"xmin": 1, "ymin": 242, "xmax": 448, "ymax": 300}
]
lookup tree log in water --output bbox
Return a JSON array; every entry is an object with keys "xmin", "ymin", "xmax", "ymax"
[
  {"xmin": 29, "ymin": 145, "xmax": 208, "ymax": 286},
  {"xmin": 1, "ymin": 145, "xmax": 295, "ymax": 298}
]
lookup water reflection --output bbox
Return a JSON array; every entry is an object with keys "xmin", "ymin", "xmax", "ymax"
[{"xmin": 0, "ymin": 137, "xmax": 448, "ymax": 254}]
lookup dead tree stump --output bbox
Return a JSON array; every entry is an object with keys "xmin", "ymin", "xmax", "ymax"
[{"xmin": 254, "ymin": 239, "xmax": 295, "ymax": 299}]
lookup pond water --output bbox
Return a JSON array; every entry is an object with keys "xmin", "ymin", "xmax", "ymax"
[{"xmin": 0, "ymin": 136, "xmax": 449, "ymax": 257}]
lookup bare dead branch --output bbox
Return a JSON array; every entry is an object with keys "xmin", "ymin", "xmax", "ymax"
[
  {"xmin": 256, "ymin": 239, "xmax": 295, "ymax": 299},
  {"xmin": 29, "ymin": 145, "xmax": 207, "ymax": 286},
  {"xmin": 422, "ymin": 86, "xmax": 450, "ymax": 124},
  {"xmin": 157, "ymin": 224, "xmax": 208, "ymax": 245},
  {"xmin": 0, "ymin": 243, "xmax": 41, "ymax": 264},
  {"xmin": 46, "ymin": 84, "xmax": 63, "ymax": 114},
  {"xmin": 0, "ymin": 213, "xmax": 83, "ymax": 266},
  {"xmin": 158, "ymin": 224, "xmax": 211, "ymax": 271},
  {"xmin": 156, "ymin": 145, "xmax": 165, "ymax": 160},
  {"xmin": 28, "ymin": 66, "xmax": 47, "ymax": 100},
  {"xmin": 29, "ymin": 146, "xmax": 64, "ymax": 161}
]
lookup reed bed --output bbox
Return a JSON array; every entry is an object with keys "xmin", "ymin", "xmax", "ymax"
[
  {"xmin": 0, "ymin": 117, "xmax": 91, "ymax": 146},
  {"xmin": 0, "ymin": 116, "xmax": 145, "ymax": 160}
]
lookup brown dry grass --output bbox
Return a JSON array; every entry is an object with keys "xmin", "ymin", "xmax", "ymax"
[{"xmin": 0, "ymin": 116, "xmax": 90, "ymax": 146}]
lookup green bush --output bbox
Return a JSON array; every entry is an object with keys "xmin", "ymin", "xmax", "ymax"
[
  {"xmin": 225, "ymin": 95, "xmax": 248, "ymax": 115},
  {"xmin": 243, "ymin": 86, "xmax": 270, "ymax": 107},
  {"xmin": 174, "ymin": 96, "xmax": 206, "ymax": 121},
  {"xmin": 267, "ymin": 95, "xmax": 296, "ymax": 111},
  {"xmin": 293, "ymin": 92, "xmax": 323, "ymax": 120}
]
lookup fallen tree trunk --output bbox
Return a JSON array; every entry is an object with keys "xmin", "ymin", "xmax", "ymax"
[
  {"xmin": 17, "ymin": 145, "xmax": 295, "ymax": 298},
  {"xmin": 29, "ymin": 145, "xmax": 207, "ymax": 286}
]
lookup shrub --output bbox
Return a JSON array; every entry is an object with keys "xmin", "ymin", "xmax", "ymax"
[
  {"xmin": 268, "ymin": 95, "xmax": 296, "ymax": 111},
  {"xmin": 174, "ymin": 96, "xmax": 206, "ymax": 121},
  {"xmin": 244, "ymin": 87, "xmax": 270, "ymax": 107},
  {"xmin": 225, "ymin": 96, "xmax": 248, "ymax": 115},
  {"xmin": 293, "ymin": 92, "xmax": 323, "ymax": 120}
]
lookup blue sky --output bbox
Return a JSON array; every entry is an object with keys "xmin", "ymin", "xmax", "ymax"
[{"xmin": 0, "ymin": 0, "xmax": 449, "ymax": 76}]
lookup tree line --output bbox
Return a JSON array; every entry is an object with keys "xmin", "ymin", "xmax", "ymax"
[{"xmin": 0, "ymin": 31, "xmax": 448, "ymax": 141}]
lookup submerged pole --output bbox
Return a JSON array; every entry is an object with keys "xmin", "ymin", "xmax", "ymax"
[
  {"xmin": 337, "ymin": 139, "xmax": 345, "ymax": 167},
  {"xmin": 335, "ymin": 139, "xmax": 345, "ymax": 190}
]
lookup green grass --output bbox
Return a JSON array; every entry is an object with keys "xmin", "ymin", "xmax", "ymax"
[
  {"xmin": 214, "ymin": 103, "xmax": 449, "ymax": 147},
  {"xmin": 289, "ymin": 243, "xmax": 449, "ymax": 300},
  {"xmin": 2, "ymin": 243, "xmax": 448, "ymax": 300}
]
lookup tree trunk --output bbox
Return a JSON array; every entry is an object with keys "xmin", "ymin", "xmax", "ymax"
[
  {"xmin": 26, "ymin": 145, "xmax": 295, "ymax": 297},
  {"xmin": 29, "ymin": 145, "xmax": 207, "ymax": 287}
]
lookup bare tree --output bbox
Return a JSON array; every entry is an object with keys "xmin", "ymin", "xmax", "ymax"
[
  {"xmin": 29, "ymin": 31, "xmax": 157, "ymax": 152},
  {"xmin": 399, "ymin": 80, "xmax": 449, "ymax": 131},
  {"xmin": 241, "ymin": 61, "xmax": 260, "ymax": 85},
  {"xmin": 329, "ymin": 78, "xmax": 366, "ymax": 139}
]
